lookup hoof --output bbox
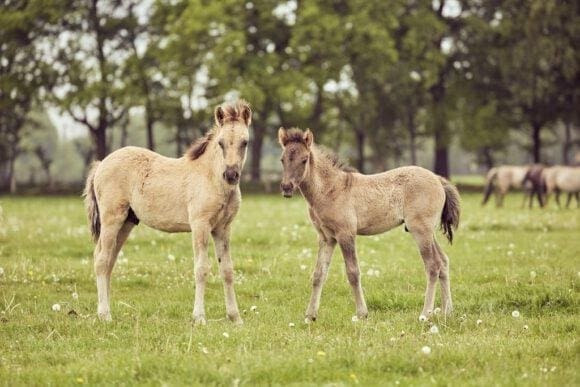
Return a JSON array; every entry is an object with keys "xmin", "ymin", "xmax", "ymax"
[
  {"xmin": 357, "ymin": 311, "xmax": 369, "ymax": 319},
  {"xmin": 193, "ymin": 315, "xmax": 207, "ymax": 325},
  {"xmin": 304, "ymin": 315, "xmax": 316, "ymax": 324},
  {"xmin": 229, "ymin": 314, "xmax": 243, "ymax": 326},
  {"xmin": 98, "ymin": 312, "xmax": 112, "ymax": 322}
]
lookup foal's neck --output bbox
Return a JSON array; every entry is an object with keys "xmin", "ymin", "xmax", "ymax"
[{"xmin": 299, "ymin": 147, "xmax": 349, "ymax": 203}]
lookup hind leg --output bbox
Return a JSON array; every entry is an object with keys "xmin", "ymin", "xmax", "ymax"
[
  {"xmin": 434, "ymin": 242, "xmax": 452, "ymax": 316},
  {"xmin": 410, "ymin": 225, "xmax": 441, "ymax": 321},
  {"xmin": 94, "ymin": 212, "xmax": 127, "ymax": 321},
  {"xmin": 105, "ymin": 221, "xmax": 134, "ymax": 303}
]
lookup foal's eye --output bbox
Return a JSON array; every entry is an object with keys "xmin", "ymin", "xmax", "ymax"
[
  {"xmin": 241, "ymin": 140, "xmax": 248, "ymax": 148},
  {"xmin": 301, "ymin": 159, "xmax": 308, "ymax": 164}
]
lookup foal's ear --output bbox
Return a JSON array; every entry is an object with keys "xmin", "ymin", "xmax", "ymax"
[
  {"xmin": 278, "ymin": 127, "xmax": 288, "ymax": 147},
  {"xmin": 214, "ymin": 106, "xmax": 225, "ymax": 127},
  {"xmin": 303, "ymin": 129, "xmax": 314, "ymax": 148},
  {"xmin": 241, "ymin": 103, "xmax": 252, "ymax": 127}
]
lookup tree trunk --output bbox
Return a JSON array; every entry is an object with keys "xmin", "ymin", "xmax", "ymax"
[
  {"xmin": 250, "ymin": 125, "xmax": 264, "ymax": 182},
  {"xmin": 482, "ymin": 146, "xmax": 494, "ymax": 170},
  {"xmin": 563, "ymin": 121, "xmax": 571, "ymax": 165},
  {"xmin": 146, "ymin": 105, "xmax": 155, "ymax": 151},
  {"xmin": 531, "ymin": 122, "xmax": 542, "ymax": 163},
  {"xmin": 94, "ymin": 127, "xmax": 108, "ymax": 161},
  {"xmin": 356, "ymin": 130, "xmax": 365, "ymax": 173},
  {"xmin": 432, "ymin": 106, "xmax": 449, "ymax": 178},
  {"xmin": 434, "ymin": 142, "xmax": 449, "ymax": 178},
  {"xmin": 408, "ymin": 108, "xmax": 417, "ymax": 165},
  {"xmin": 8, "ymin": 156, "xmax": 16, "ymax": 194}
]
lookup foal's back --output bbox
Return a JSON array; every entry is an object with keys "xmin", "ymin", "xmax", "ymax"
[{"xmin": 348, "ymin": 166, "xmax": 445, "ymax": 235}]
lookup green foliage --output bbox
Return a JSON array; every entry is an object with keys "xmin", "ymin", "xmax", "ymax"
[{"xmin": 0, "ymin": 193, "xmax": 578, "ymax": 384}]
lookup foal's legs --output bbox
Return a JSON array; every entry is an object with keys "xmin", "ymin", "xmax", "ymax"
[
  {"xmin": 434, "ymin": 241, "xmax": 453, "ymax": 316},
  {"xmin": 410, "ymin": 227, "xmax": 441, "ymax": 321},
  {"xmin": 337, "ymin": 235, "xmax": 368, "ymax": 319},
  {"xmin": 94, "ymin": 210, "xmax": 127, "ymax": 321},
  {"xmin": 305, "ymin": 236, "xmax": 336, "ymax": 322},
  {"xmin": 106, "ymin": 221, "xmax": 134, "ymax": 304},
  {"xmin": 191, "ymin": 221, "xmax": 211, "ymax": 325},
  {"xmin": 212, "ymin": 227, "xmax": 242, "ymax": 325}
]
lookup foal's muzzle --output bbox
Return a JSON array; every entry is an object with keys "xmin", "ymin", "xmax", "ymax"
[
  {"xmin": 281, "ymin": 182, "xmax": 294, "ymax": 198},
  {"xmin": 223, "ymin": 167, "xmax": 240, "ymax": 185}
]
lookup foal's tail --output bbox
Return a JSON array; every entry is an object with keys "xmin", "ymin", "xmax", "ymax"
[
  {"xmin": 440, "ymin": 177, "xmax": 461, "ymax": 244},
  {"xmin": 482, "ymin": 167, "xmax": 498, "ymax": 206},
  {"xmin": 83, "ymin": 161, "xmax": 101, "ymax": 243}
]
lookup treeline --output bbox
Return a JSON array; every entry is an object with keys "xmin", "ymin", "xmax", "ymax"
[{"xmin": 1, "ymin": 0, "xmax": 579, "ymax": 193}]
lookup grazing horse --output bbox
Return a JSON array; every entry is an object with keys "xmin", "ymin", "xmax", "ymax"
[
  {"xmin": 482, "ymin": 165, "xmax": 529, "ymax": 207},
  {"xmin": 83, "ymin": 100, "xmax": 252, "ymax": 324},
  {"xmin": 543, "ymin": 166, "xmax": 580, "ymax": 208},
  {"xmin": 278, "ymin": 128, "xmax": 460, "ymax": 322},
  {"xmin": 521, "ymin": 164, "xmax": 546, "ymax": 208}
]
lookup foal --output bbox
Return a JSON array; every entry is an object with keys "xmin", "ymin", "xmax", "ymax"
[
  {"xmin": 278, "ymin": 128, "xmax": 460, "ymax": 322},
  {"xmin": 83, "ymin": 100, "xmax": 252, "ymax": 324}
]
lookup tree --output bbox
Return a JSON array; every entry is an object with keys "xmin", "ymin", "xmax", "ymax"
[
  {"xmin": 0, "ymin": 0, "xmax": 65, "ymax": 192},
  {"xmin": 53, "ymin": 0, "xmax": 133, "ymax": 160}
]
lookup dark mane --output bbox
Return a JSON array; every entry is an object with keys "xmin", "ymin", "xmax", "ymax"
[
  {"xmin": 317, "ymin": 146, "xmax": 358, "ymax": 173},
  {"xmin": 186, "ymin": 130, "xmax": 215, "ymax": 160},
  {"xmin": 221, "ymin": 99, "xmax": 251, "ymax": 124}
]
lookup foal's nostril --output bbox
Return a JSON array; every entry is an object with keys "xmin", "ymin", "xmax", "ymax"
[{"xmin": 281, "ymin": 182, "xmax": 293, "ymax": 192}]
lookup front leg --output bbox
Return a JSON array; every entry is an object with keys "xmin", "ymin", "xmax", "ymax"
[
  {"xmin": 212, "ymin": 226, "xmax": 242, "ymax": 325},
  {"xmin": 191, "ymin": 221, "xmax": 211, "ymax": 325},
  {"xmin": 337, "ymin": 234, "xmax": 368, "ymax": 319},
  {"xmin": 305, "ymin": 236, "xmax": 336, "ymax": 322}
]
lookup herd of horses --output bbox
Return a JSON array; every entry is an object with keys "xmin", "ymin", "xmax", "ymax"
[
  {"xmin": 482, "ymin": 164, "xmax": 580, "ymax": 208},
  {"xmin": 83, "ymin": 100, "xmax": 460, "ymax": 324}
]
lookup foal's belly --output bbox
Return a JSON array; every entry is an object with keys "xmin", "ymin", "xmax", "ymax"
[
  {"xmin": 357, "ymin": 218, "xmax": 403, "ymax": 235},
  {"xmin": 130, "ymin": 196, "xmax": 191, "ymax": 233}
]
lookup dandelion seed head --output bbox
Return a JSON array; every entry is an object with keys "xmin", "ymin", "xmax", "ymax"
[
  {"xmin": 512, "ymin": 310, "xmax": 521, "ymax": 318},
  {"xmin": 429, "ymin": 325, "xmax": 439, "ymax": 334},
  {"xmin": 72, "ymin": 292, "xmax": 78, "ymax": 300},
  {"xmin": 52, "ymin": 303, "xmax": 61, "ymax": 312},
  {"xmin": 433, "ymin": 307, "xmax": 441, "ymax": 315},
  {"xmin": 419, "ymin": 315, "xmax": 428, "ymax": 322}
]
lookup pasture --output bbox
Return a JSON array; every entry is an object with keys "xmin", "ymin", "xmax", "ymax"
[{"xmin": 0, "ymin": 193, "xmax": 578, "ymax": 386}]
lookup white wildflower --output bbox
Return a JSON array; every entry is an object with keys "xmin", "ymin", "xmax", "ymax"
[
  {"xmin": 288, "ymin": 322, "xmax": 295, "ymax": 328},
  {"xmin": 523, "ymin": 325, "xmax": 528, "ymax": 330},
  {"xmin": 433, "ymin": 307, "xmax": 441, "ymax": 315},
  {"xmin": 351, "ymin": 315, "xmax": 358, "ymax": 322},
  {"xmin": 421, "ymin": 346, "xmax": 431, "ymax": 355},
  {"xmin": 419, "ymin": 315, "xmax": 428, "ymax": 322},
  {"xmin": 0, "ymin": 267, "xmax": 4, "ymax": 276},
  {"xmin": 250, "ymin": 305, "xmax": 258, "ymax": 312},
  {"xmin": 167, "ymin": 254, "xmax": 175, "ymax": 262},
  {"xmin": 476, "ymin": 319, "xmax": 483, "ymax": 326},
  {"xmin": 222, "ymin": 332, "xmax": 229, "ymax": 338},
  {"xmin": 512, "ymin": 310, "xmax": 521, "ymax": 318},
  {"xmin": 72, "ymin": 292, "xmax": 79, "ymax": 300},
  {"xmin": 429, "ymin": 325, "xmax": 439, "ymax": 334},
  {"xmin": 300, "ymin": 264, "xmax": 307, "ymax": 271},
  {"xmin": 530, "ymin": 271, "xmax": 537, "ymax": 279},
  {"xmin": 52, "ymin": 303, "xmax": 61, "ymax": 312}
]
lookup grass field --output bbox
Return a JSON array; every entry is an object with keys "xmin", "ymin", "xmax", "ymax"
[{"xmin": 0, "ymin": 193, "xmax": 578, "ymax": 386}]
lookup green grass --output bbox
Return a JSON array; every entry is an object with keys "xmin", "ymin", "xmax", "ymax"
[{"xmin": 0, "ymin": 193, "xmax": 578, "ymax": 386}]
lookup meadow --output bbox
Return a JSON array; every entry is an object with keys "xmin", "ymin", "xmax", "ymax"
[{"xmin": 0, "ymin": 192, "xmax": 578, "ymax": 386}]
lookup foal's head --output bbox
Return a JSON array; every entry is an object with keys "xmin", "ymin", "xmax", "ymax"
[
  {"xmin": 188, "ymin": 100, "xmax": 252, "ymax": 185},
  {"xmin": 278, "ymin": 127, "xmax": 314, "ymax": 197}
]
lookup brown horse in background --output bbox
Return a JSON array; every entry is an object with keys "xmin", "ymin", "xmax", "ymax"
[
  {"xmin": 83, "ymin": 100, "xmax": 252, "ymax": 324},
  {"xmin": 278, "ymin": 128, "xmax": 460, "ymax": 322}
]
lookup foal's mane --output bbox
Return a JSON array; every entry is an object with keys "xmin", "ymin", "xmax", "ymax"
[
  {"xmin": 186, "ymin": 100, "xmax": 251, "ymax": 160},
  {"xmin": 284, "ymin": 128, "xmax": 357, "ymax": 173}
]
